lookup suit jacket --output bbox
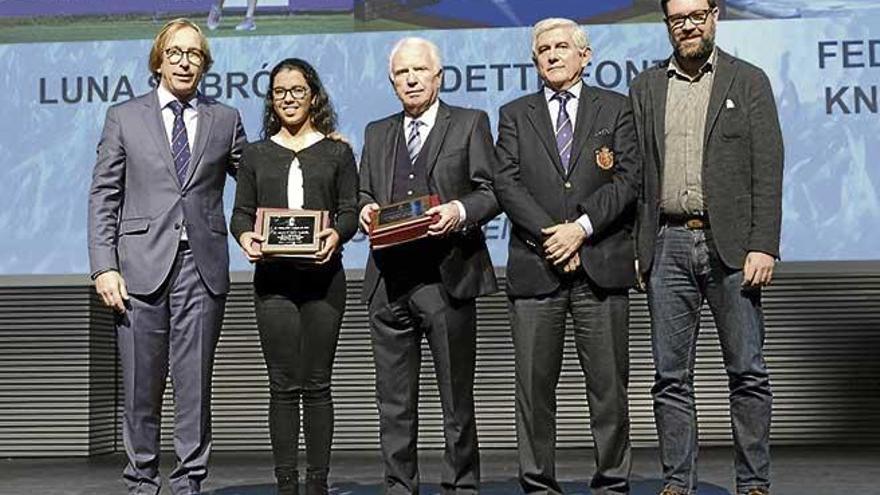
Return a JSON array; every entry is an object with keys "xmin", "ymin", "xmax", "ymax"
[
  {"xmin": 358, "ymin": 101, "xmax": 499, "ymax": 304},
  {"xmin": 629, "ymin": 48, "xmax": 784, "ymax": 276},
  {"xmin": 494, "ymin": 84, "xmax": 640, "ymax": 298},
  {"xmin": 88, "ymin": 90, "xmax": 246, "ymax": 296}
]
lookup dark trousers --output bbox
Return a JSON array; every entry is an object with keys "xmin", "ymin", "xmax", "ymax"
[
  {"xmin": 117, "ymin": 246, "xmax": 226, "ymax": 495},
  {"xmin": 254, "ymin": 263, "xmax": 346, "ymax": 483},
  {"xmin": 648, "ymin": 226, "xmax": 772, "ymax": 495},
  {"xmin": 510, "ymin": 276, "xmax": 631, "ymax": 495},
  {"xmin": 369, "ymin": 278, "xmax": 480, "ymax": 495}
]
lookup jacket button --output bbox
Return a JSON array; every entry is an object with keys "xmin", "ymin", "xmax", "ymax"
[
  {"xmin": 174, "ymin": 223, "xmax": 181, "ymax": 230},
  {"xmin": 564, "ymin": 182, "xmax": 572, "ymax": 189}
]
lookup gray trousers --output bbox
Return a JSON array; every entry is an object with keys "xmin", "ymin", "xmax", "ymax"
[
  {"xmin": 369, "ymin": 278, "xmax": 480, "ymax": 495},
  {"xmin": 510, "ymin": 277, "xmax": 632, "ymax": 495},
  {"xmin": 117, "ymin": 246, "xmax": 225, "ymax": 495}
]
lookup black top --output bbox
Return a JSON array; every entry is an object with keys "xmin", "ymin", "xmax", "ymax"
[{"xmin": 230, "ymin": 137, "xmax": 359, "ymax": 250}]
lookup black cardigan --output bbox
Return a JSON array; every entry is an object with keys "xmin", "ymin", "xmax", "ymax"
[{"xmin": 230, "ymin": 138, "xmax": 359, "ymax": 248}]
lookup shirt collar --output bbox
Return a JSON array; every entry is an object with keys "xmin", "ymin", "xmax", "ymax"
[
  {"xmin": 544, "ymin": 79, "xmax": 583, "ymax": 103},
  {"xmin": 667, "ymin": 47, "xmax": 717, "ymax": 81},
  {"xmin": 157, "ymin": 83, "xmax": 199, "ymax": 111},
  {"xmin": 404, "ymin": 98, "xmax": 440, "ymax": 129}
]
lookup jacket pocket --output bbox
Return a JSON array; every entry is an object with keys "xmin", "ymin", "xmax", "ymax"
[
  {"xmin": 208, "ymin": 213, "xmax": 228, "ymax": 234},
  {"xmin": 118, "ymin": 217, "xmax": 149, "ymax": 235}
]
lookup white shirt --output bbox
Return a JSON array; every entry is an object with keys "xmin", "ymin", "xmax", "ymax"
[
  {"xmin": 542, "ymin": 80, "xmax": 593, "ymax": 238},
  {"xmin": 270, "ymin": 133, "xmax": 326, "ymax": 209},
  {"xmin": 157, "ymin": 84, "xmax": 198, "ymax": 153},
  {"xmin": 157, "ymin": 84, "xmax": 199, "ymax": 240},
  {"xmin": 405, "ymin": 99, "xmax": 467, "ymax": 223}
]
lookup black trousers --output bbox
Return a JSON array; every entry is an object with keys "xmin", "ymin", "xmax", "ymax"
[
  {"xmin": 253, "ymin": 261, "xmax": 346, "ymax": 479},
  {"xmin": 369, "ymin": 276, "xmax": 480, "ymax": 495}
]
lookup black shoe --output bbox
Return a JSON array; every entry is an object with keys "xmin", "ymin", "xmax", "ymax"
[
  {"xmin": 304, "ymin": 468, "xmax": 328, "ymax": 495},
  {"xmin": 275, "ymin": 467, "xmax": 299, "ymax": 495}
]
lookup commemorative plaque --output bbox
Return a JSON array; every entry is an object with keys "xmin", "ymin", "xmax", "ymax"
[
  {"xmin": 255, "ymin": 208, "xmax": 329, "ymax": 258},
  {"xmin": 369, "ymin": 194, "xmax": 441, "ymax": 249}
]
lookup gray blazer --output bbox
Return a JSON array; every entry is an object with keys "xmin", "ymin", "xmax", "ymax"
[
  {"xmin": 629, "ymin": 49, "xmax": 784, "ymax": 276},
  {"xmin": 357, "ymin": 101, "xmax": 499, "ymax": 303},
  {"xmin": 88, "ymin": 90, "xmax": 246, "ymax": 295}
]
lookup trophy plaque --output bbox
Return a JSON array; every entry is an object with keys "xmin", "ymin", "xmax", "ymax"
[
  {"xmin": 255, "ymin": 208, "xmax": 329, "ymax": 258},
  {"xmin": 369, "ymin": 194, "xmax": 441, "ymax": 249}
]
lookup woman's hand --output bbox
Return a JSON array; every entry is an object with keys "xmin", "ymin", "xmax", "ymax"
[
  {"xmin": 314, "ymin": 228, "xmax": 341, "ymax": 264},
  {"xmin": 238, "ymin": 231, "xmax": 264, "ymax": 262}
]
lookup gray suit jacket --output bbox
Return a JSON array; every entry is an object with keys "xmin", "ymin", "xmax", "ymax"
[
  {"xmin": 88, "ymin": 90, "xmax": 246, "ymax": 295},
  {"xmin": 629, "ymin": 49, "xmax": 784, "ymax": 276},
  {"xmin": 357, "ymin": 101, "xmax": 499, "ymax": 304}
]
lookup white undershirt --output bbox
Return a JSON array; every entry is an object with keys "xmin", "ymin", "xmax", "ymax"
[{"xmin": 271, "ymin": 133, "xmax": 325, "ymax": 209}]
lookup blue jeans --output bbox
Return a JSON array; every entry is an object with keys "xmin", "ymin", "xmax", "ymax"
[{"xmin": 648, "ymin": 226, "xmax": 772, "ymax": 495}]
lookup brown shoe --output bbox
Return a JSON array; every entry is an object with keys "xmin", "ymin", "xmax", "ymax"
[
  {"xmin": 659, "ymin": 487, "xmax": 690, "ymax": 495},
  {"xmin": 746, "ymin": 489, "xmax": 769, "ymax": 495}
]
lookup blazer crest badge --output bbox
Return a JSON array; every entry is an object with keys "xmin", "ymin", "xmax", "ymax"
[{"xmin": 595, "ymin": 146, "xmax": 615, "ymax": 170}]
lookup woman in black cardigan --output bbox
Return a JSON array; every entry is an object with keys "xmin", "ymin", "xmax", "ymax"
[{"xmin": 230, "ymin": 58, "xmax": 357, "ymax": 495}]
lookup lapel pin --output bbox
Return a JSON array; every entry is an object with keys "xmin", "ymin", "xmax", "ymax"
[{"xmin": 725, "ymin": 98, "xmax": 736, "ymax": 109}]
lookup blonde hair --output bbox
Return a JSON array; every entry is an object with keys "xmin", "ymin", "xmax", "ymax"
[
  {"xmin": 148, "ymin": 18, "xmax": 213, "ymax": 76},
  {"xmin": 531, "ymin": 18, "xmax": 590, "ymax": 59}
]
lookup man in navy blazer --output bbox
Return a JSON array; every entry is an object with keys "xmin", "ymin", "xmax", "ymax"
[
  {"xmin": 494, "ymin": 17, "xmax": 639, "ymax": 495},
  {"xmin": 88, "ymin": 19, "xmax": 246, "ymax": 495}
]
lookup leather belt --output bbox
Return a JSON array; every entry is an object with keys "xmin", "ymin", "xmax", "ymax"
[{"xmin": 661, "ymin": 214, "xmax": 710, "ymax": 230}]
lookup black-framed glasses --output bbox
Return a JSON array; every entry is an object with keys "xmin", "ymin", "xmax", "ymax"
[
  {"xmin": 164, "ymin": 47, "xmax": 205, "ymax": 66},
  {"xmin": 665, "ymin": 8, "xmax": 716, "ymax": 30},
  {"xmin": 272, "ymin": 86, "xmax": 310, "ymax": 100}
]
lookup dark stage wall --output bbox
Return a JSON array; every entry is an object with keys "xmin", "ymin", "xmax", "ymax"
[{"xmin": 1, "ymin": 262, "xmax": 879, "ymax": 457}]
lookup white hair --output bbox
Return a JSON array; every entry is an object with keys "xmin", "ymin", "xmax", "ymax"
[
  {"xmin": 531, "ymin": 17, "xmax": 590, "ymax": 58},
  {"xmin": 388, "ymin": 37, "xmax": 442, "ymax": 76}
]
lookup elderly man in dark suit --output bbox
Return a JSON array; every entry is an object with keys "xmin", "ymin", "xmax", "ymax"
[
  {"xmin": 494, "ymin": 17, "xmax": 640, "ymax": 495},
  {"xmin": 629, "ymin": 1, "xmax": 783, "ymax": 494},
  {"xmin": 357, "ymin": 37, "xmax": 498, "ymax": 495},
  {"xmin": 88, "ymin": 19, "xmax": 246, "ymax": 495}
]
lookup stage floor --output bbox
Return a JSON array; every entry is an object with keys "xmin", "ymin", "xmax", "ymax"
[{"xmin": 2, "ymin": 446, "xmax": 878, "ymax": 494}]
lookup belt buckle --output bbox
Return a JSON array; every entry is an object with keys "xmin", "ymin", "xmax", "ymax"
[{"xmin": 685, "ymin": 218, "xmax": 706, "ymax": 229}]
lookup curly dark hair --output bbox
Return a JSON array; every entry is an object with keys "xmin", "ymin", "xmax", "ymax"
[{"xmin": 261, "ymin": 58, "xmax": 337, "ymax": 139}]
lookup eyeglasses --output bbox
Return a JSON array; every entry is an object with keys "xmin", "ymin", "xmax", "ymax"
[
  {"xmin": 272, "ymin": 86, "xmax": 310, "ymax": 100},
  {"xmin": 665, "ymin": 8, "xmax": 716, "ymax": 30},
  {"xmin": 164, "ymin": 47, "xmax": 205, "ymax": 66}
]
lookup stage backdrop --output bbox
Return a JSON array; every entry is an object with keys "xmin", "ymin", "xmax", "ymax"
[{"xmin": 0, "ymin": 16, "xmax": 878, "ymax": 274}]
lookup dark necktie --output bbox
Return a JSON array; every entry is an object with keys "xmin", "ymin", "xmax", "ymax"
[
  {"xmin": 168, "ymin": 100, "xmax": 191, "ymax": 186},
  {"xmin": 553, "ymin": 91, "xmax": 574, "ymax": 172},
  {"xmin": 407, "ymin": 119, "xmax": 425, "ymax": 164}
]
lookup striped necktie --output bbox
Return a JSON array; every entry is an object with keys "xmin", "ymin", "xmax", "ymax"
[
  {"xmin": 168, "ymin": 100, "xmax": 191, "ymax": 186},
  {"xmin": 407, "ymin": 119, "xmax": 425, "ymax": 164},
  {"xmin": 553, "ymin": 91, "xmax": 574, "ymax": 172}
]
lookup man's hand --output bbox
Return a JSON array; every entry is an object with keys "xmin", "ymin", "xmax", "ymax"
[
  {"xmin": 359, "ymin": 203, "xmax": 379, "ymax": 233},
  {"xmin": 95, "ymin": 270, "xmax": 129, "ymax": 313},
  {"xmin": 542, "ymin": 222, "xmax": 587, "ymax": 265},
  {"xmin": 562, "ymin": 251, "xmax": 581, "ymax": 274},
  {"xmin": 426, "ymin": 202, "xmax": 462, "ymax": 236},
  {"xmin": 742, "ymin": 251, "xmax": 775, "ymax": 287},
  {"xmin": 238, "ymin": 231, "xmax": 264, "ymax": 262},
  {"xmin": 315, "ymin": 228, "xmax": 341, "ymax": 264}
]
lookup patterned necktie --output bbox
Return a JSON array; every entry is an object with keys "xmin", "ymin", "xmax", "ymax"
[
  {"xmin": 168, "ymin": 100, "xmax": 191, "ymax": 186},
  {"xmin": 553, "ymin": 91, "xmax": 574, "ymax": 172},
  {"xmin": 406, "ymin": 119, "xmax": 425, "ymax": 164}
]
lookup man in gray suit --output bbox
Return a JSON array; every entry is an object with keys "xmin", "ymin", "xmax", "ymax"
[
  {"xmin": 88, "ymin": 19, "xmax": 246, "ymax": 495},
  {"xmin": 629, "ymin": 1, "xmax": 783, "ymax": 494},
  {"xmin": 358, "ymin": 37, "xmax": 498, "ymax": 494}
]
